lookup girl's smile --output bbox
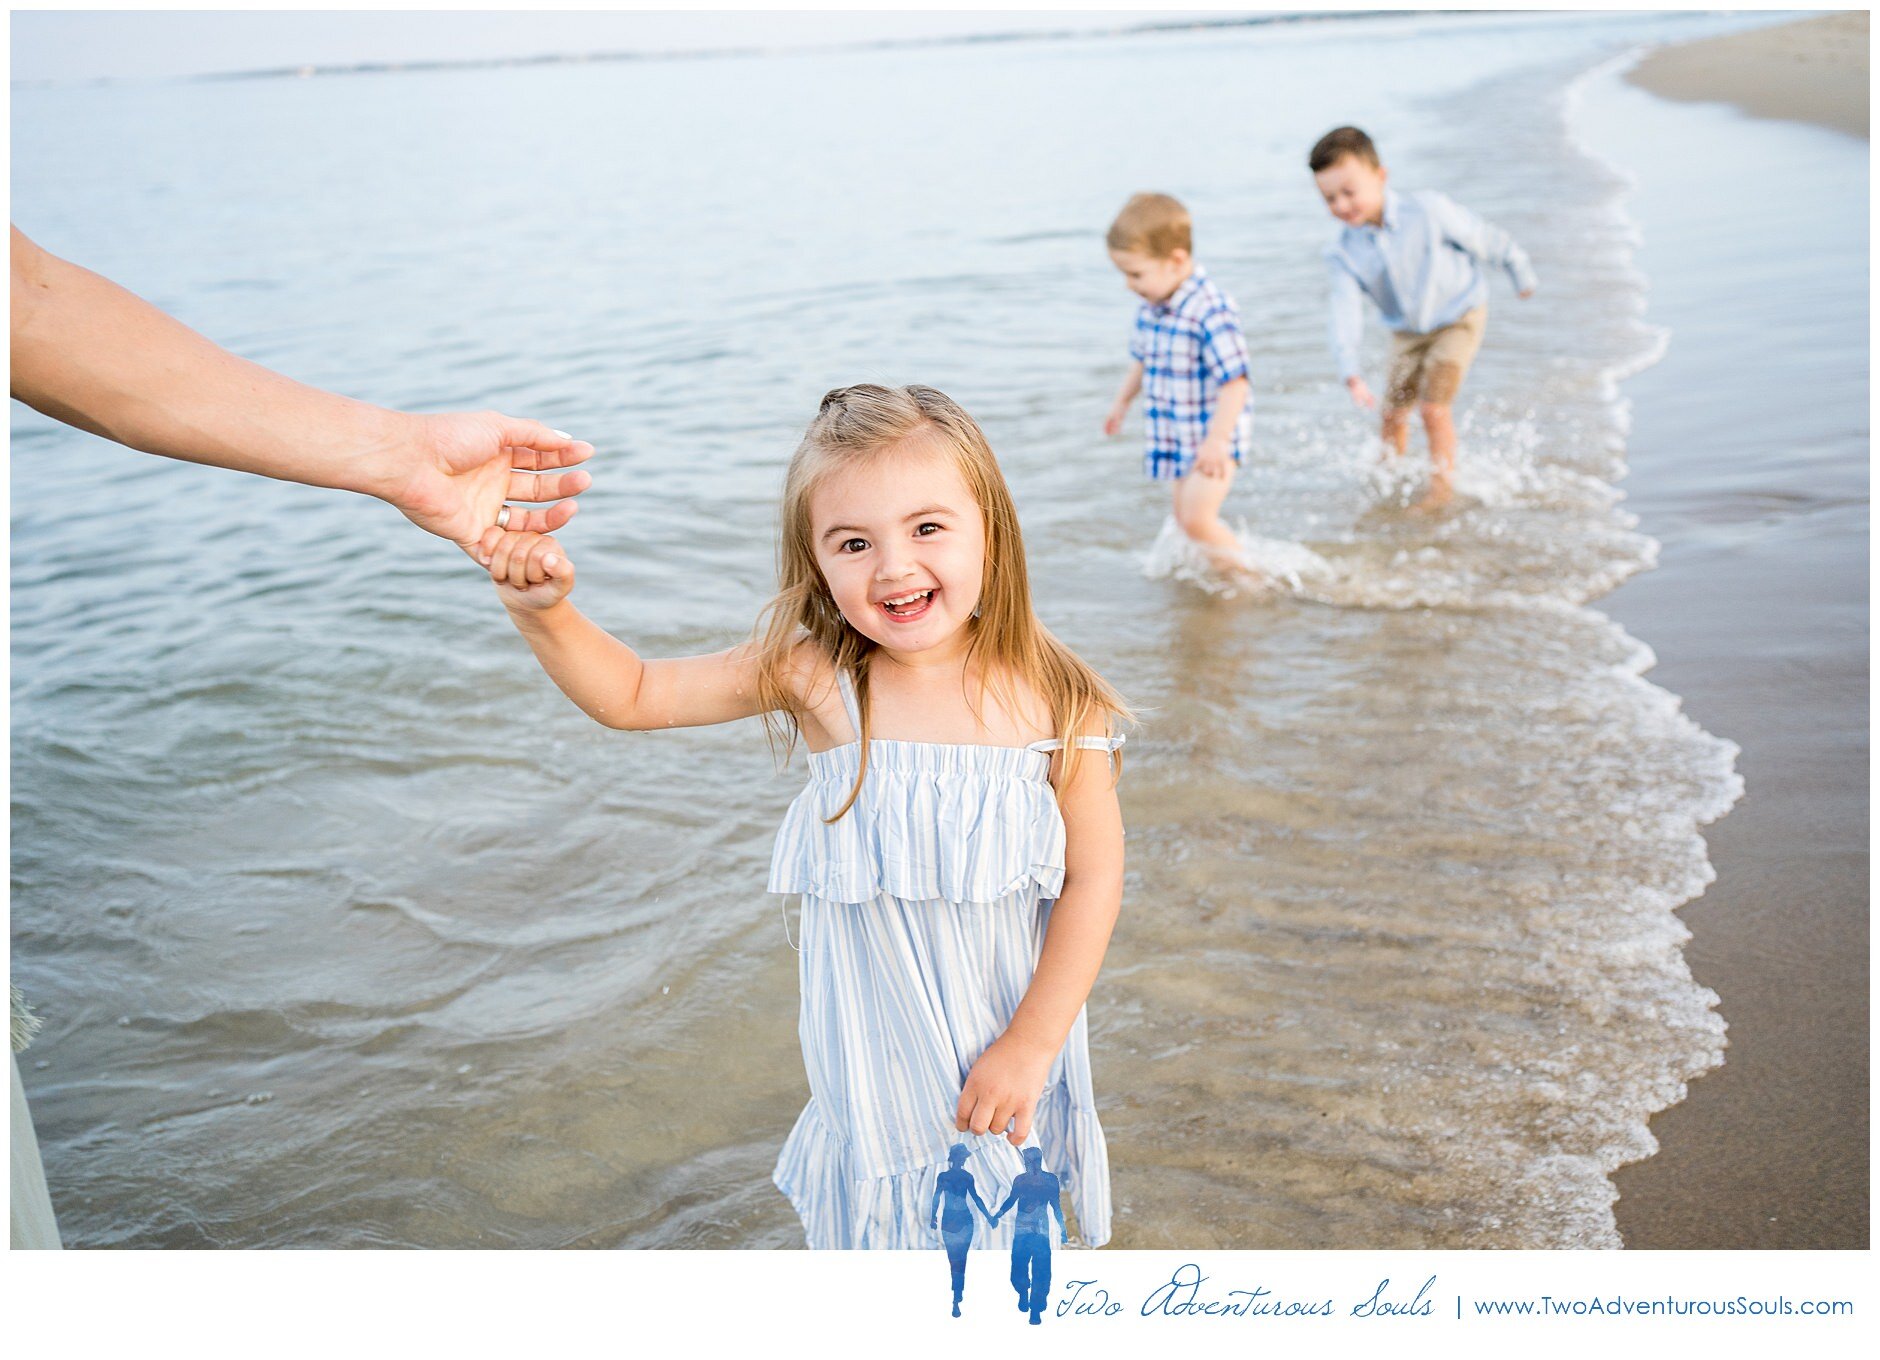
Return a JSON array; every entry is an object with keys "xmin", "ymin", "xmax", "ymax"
[{"xmin": 876, "ymin": 587, "xmax": 936, "ymax": 622}]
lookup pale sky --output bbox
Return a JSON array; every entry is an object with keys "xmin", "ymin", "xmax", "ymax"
[{"xmin": 11, "ymin": 9, "xmax": 1242, "ymax": 84}]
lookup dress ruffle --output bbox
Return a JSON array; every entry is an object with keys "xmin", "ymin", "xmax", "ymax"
[
  {"xmin": 773, "ymin": 1083, "xmax": 1113, "ymax": 1250},
  {"xmin": 767, "ymin": 740, "xmax": 1067, "ymax": 905}
]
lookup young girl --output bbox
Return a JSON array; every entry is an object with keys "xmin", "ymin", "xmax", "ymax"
[{"xmin": 473, "ymin": 383, "xmax": 1129, "ymax": 1250}]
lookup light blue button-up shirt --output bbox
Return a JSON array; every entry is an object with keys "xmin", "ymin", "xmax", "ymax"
[{"xmin": 1325, "ymin": 188, "xmax": 1538, "ymax": 380}]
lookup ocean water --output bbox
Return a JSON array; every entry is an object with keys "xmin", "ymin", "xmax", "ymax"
[{"xmin": 10, "ymin": 10, "xmax": 1765, "ymax": 1248}]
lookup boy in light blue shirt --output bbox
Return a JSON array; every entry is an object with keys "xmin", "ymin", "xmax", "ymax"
[{"xmin": 1311, "ymin": 126, "xmax": 1537, "ymax": 512}]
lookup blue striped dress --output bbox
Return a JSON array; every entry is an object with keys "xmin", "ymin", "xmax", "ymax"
[{"xmin": 769, "ymin": 667, "xmax": 1118, "ymax": 1250}]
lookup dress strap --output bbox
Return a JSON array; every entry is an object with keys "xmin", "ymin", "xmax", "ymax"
[{"xmin": 1024, "ymin": 733, "xmax": 1127, "ymax": 755}]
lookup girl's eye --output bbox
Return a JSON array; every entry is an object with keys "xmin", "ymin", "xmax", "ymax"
[
  {"xmin": 839, "ymin": 538, "xmax": 869, "ymax": 554},
  {"xmin": 915, "ymin": 522, "xmax": 943, "ymax": 537}
]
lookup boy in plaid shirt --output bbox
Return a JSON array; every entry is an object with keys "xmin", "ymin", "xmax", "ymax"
[{"xmin": 1103, "ymin": 192, "xmax": 1255, "ymax": 581}]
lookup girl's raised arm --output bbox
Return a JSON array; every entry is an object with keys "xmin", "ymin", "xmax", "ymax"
[{"xmin": 479, "ymin": 527, "xmax": 810, "ymax": 733}]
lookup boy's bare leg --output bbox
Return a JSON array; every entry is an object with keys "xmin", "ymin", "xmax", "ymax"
[
  {"xmin": 1380, "ymin": 406, "xmax": 1411, "ymax": 459},
  {"xmin": 1412, "ymin": 400, "xmax": 1456, "ymax": 512},
  {"xmin": 1172, "ymin": 467, "xmax": 1259, "ymax": 583}
]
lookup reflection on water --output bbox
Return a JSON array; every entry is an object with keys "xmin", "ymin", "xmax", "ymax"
[{"xmin": 12, "ymin": 10, "xmax": 1749, "ymax": 1247}]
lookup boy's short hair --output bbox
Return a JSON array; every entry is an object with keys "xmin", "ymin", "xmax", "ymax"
[
  {"xmin": 1106, "ymin": 193, "xmax": 1191, "ymax": 259},
  {"xmin": 1309, "ymin": 126, "xmax": 1380, "ymax": 173}
]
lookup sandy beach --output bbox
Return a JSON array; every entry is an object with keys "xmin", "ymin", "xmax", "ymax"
[
  {"xmin": 1602, "ymin": 14, "xmax": 1869, "ymax": 1248},
  {"xmin": 1627, "ymin": 11, "xmax": 1869, "ymax": 140}
]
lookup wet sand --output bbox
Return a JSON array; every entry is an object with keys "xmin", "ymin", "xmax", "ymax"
[
  {"xmin": 1601, "ymin": 17, "xmax": 1869, "ymax": 1248},
  {"xmin": 1627, "ymin": 10, "xmax": 1869, "ymax": 140}
]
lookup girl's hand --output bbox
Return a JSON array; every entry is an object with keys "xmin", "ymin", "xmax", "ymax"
[
  {"xmin": 1102, "ymin": 404, "xmax": 1127, "ymax": 437},
  {"xmin": 956, "ymin": 1034, "xmax": 1054, "ymax": 1148},
  {"xmin": 475, "ymin": 527, "xmax": 574, "ymax": 611}
]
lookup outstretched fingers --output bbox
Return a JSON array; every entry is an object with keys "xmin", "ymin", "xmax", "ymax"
[
  {"xmin": 505, "ymin": 467, "xmax": 591, "ymax": 504},
  {"xmin": 491, "ymin": 499, "xmax": 580, "ymax": 538},
  {"xmin": 497, "ymin": 416, "xmax": 595, "ymax": 471}
]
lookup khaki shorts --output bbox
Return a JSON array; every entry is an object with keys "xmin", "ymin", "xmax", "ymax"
[{"xmin": 1385, "ymin": 305, "xmax": 1486, "ymax": 408}]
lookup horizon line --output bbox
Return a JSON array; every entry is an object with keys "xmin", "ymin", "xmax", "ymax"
[{"xmin": 14, "ymin": 10, "xmax": 1380, "ymax": 90}]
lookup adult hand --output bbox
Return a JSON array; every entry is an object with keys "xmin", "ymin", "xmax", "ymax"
[
  {"xmin": 389, "ymin": 410, "xmax": 594, "ymax": 554},
  {"xmin": 1346, "ymin": 375, "xmax": 1377, "ymax": 410}
]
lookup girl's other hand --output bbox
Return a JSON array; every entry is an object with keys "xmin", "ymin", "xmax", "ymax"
[
  {"xmin": 476, "ymin": 527, "xmax": 574, "ymax": 611},
  {"xmin": 1102, "ymin": 404, "xmax": 1127, "ymax": 437},
  {"xmin": 956, "ymin": 1034, "xmax": 1054, "ymax": 1148}
]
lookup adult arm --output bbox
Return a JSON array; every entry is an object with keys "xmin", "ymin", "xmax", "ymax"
[
  {"xmin": 9, "ymin": 226, "xmax": 592, "ymax": 548},
  {"xmin": 1428, "ymin": 193, "xmax": 1538, "ymax": 296}
]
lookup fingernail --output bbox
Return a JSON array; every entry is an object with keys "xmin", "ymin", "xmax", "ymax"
[
  {"xmin": 544, "ymin": 554, "xmax": 560, "ymax": 569},
  {"xmin": 551, "ymin": 429, "xmax": 572, "ymax": 440}
]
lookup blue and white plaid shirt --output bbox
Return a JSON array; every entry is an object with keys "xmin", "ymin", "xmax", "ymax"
[{"xmin": 1128, "ymin": 265, "xmax": 1253, "ymax": 480}]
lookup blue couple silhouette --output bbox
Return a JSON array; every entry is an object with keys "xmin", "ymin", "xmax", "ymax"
[{"xmin": 928, "ymin": 1143, "xmax": 1068, "ymax": 1322}]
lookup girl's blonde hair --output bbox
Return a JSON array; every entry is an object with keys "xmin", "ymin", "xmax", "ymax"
[{"xmin": 753, "ymin": 383, "xmax": 1131, "ymax": 821}]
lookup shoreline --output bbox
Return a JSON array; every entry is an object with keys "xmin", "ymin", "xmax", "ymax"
[
  {"xmin": 1593, "ymin": 16, "xmax": 1870, "ymax": 1247},
  {"xmin": 1626, "ymin": 11, "xmax": 1869, "ymax": 140}
]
